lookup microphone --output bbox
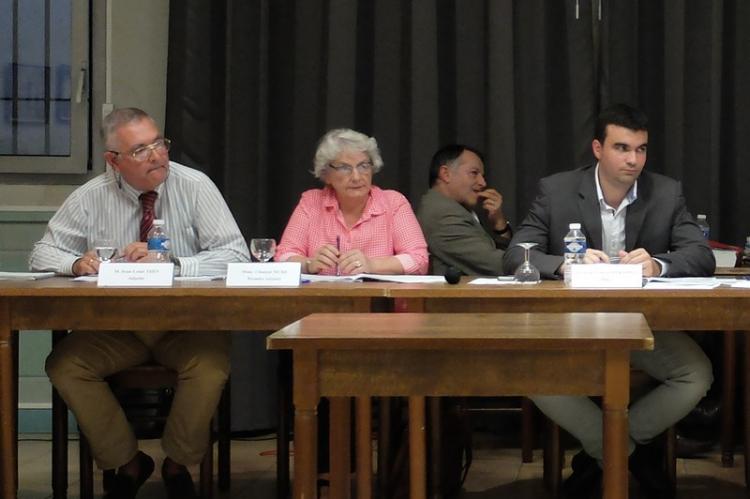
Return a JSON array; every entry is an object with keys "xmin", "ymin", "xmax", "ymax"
[{"xmin": 444, "ymin": 266, "xmax": 462, "ymax": 285}]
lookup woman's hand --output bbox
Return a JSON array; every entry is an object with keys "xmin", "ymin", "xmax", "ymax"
[
  {"xmin": 307, "ymin": 244, "xmax": 340, "ymax": 274},
  {"xmin": 338, "ymin": 249, "xmax": 370, "ymax": 275}
]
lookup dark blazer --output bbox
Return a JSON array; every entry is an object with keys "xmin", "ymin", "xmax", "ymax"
[
  {"xmin": 502, "ymin": 165, "xmax": 715, "ymax": 278},
  {"xmin": 417, "ymin": 188, "xmax": 510, "ymax": 276}
]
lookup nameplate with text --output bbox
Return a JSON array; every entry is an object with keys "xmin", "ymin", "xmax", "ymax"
[
  {"xmin": 569, "ymin": 264, "xmax": 643, "ymax": 288},
  {"xmin": 226, "ymin": 262, "xmax": 301, "ymax": 287},
  {"xmin": 97, "ymin": 263, "xmax": 174, "ymax": 287}
]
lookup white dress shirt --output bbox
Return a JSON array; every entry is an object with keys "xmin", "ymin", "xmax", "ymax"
[{"xmin": 594, "ymin": 164, "xmax": 668, "ymax": 275}]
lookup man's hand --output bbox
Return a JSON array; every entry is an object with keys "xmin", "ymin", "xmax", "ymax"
[
  {"xmin": 619, "ymin": 248, "xmax": 661, "ymax": 277},
  {"xmin": 582, "ymin": 248, "xmax": 610, "ymax": 264},
  {"xmin": 122, "ymin": 242, "xmax": 149, "ymax": 262},
  {"xmin": 72, "ymin": 250, "xmax": 100, "ymax": 276},
  {"xmin": 477, "ymin": 188, "xmax": 508, "ymax": 231}
]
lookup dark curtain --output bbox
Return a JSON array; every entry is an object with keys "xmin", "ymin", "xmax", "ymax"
[
  {"xmin": 166, "ymin": 0, "xmax": 597, "ymax": 238},
  {"xmin": 165, "ymin": 0, "xmax": 750, "ymax": 429},
  {"xmin": 601, "ymin": 0, "xmax": 750, "ymax": 244}
]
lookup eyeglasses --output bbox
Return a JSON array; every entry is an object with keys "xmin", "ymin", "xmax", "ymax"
[
  {"xmin": 327, "ymin": 161, "xmax": 373, "ymax": 175},
  {"xmin": 109, "ymin": 138, "xmax": 171, "ymax": 162}
]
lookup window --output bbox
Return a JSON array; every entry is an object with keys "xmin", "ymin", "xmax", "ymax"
[{"xmin": 0, "ymin": 0, "xmax": 89, "ymax": 174}]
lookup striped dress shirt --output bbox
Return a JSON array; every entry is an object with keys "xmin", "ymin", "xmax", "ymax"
[{"xmin": 30, "ymin": 162, "xmax": 250, "ymax": 276}]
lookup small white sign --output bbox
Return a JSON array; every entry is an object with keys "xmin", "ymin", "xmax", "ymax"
[
  {"xmin": 569, "ymin": 263, "xmax": 643, "ymax": 288},
  {"xmin": 97, "ymin": 262, "xmax": 174, "ymax": 287},
  {"xmin": 226, "ymin": 262, "xmax": 301, "ymax": 287}
]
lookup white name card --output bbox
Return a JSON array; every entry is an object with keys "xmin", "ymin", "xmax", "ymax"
[
  {"xmin": 569, "ymin": 264, "xmax": 643, "ymax": 288},
  {"xmin": 226, "ymin": 262, "xmax": 301, "ymax": 287},
  {"xmin": 97, "ymin": 262, "xmax": 174, "ymax": 287}
]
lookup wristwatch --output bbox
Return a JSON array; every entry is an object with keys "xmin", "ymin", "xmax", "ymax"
[
  {"xmin": 170, "ymin": 255, "xmax": 181, "ymax": 275},
  {"xmin": 495, "ymin": 222, "xmax": 511, "ymax": 235}
]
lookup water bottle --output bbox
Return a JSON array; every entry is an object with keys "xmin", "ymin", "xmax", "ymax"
[
  {"xmin": 563, "ymin": 223, "xmax": 587, "ymax": 286},
  {"xmin": 696, "ymin": 214, "xmax": 710, "ymax": 240},
  {"xmin": 147, "ymin": 219, "xmax": 171, "ymax": 262}
]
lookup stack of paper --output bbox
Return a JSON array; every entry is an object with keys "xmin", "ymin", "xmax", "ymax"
[
  {"xmin": 302, "ymin": 274, "xmax": 446, "ymax": 284},
  {"xmin": 0, "ymin": 271, "xmax": 56, "ymax": 280}
]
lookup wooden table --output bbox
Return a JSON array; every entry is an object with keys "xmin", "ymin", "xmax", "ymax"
[
  {"xmin": 268, "ymin": 312, "xmax": 654, "ymax": 499},
  {"xmin": 0, "ymin": 278, "xmax": 389, "ymax": 499},
  {"xmin": 4, "ymin": 278, "xmax": 750, "ymax": 498},
  {"xmin": 386, "ymin": 279, "xmax": 750, "ymax": 488}
]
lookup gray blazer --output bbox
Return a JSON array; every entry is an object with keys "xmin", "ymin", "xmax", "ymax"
[
  {"xmin": 417, "ymin": 188, "xmax": 510, "ymax": 276},
  {"xmin": 502, "ymin": 165, "xmax": 715, "ymax": 278}
]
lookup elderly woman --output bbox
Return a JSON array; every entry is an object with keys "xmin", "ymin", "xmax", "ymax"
[{"xmin": 277, "ymin": 128, "xmax": 428, "ymax": 275}]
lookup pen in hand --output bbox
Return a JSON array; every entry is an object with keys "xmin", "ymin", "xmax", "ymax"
[{"xmin": 336, "ymin": 235, "xmax": 340, "ymax": 276}]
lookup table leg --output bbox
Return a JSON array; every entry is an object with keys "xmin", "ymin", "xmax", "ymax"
[
  {"xmin": 329, "ymin": 397, "xmax": 352, "ymax": 499},
  {"xmin": 602, "ymin": 350, "xmax": 630, "ymax": 499},
  {"xmin": 377, "ymin": 398, "xmax": 391, "ymax": 497},
  {"xmin": 521, "ymin": 397, "xmax": 534, "ymax": 463},
  {"xmin": 0, "ymin": 298, "xmax": 17, "ymax": 499},
  {"xmin": 355, "ymin": 397, "xmax": 372, "ymax": 499},
  {"xmin": 278, "ymin": 350, "xmax": 292, "ymax": 499},
  {"xmin": 293, "ymin": 350, "xmax": 319, "ymax": 499},
  {"xmin": 542, "ymin": 418, "xmax": 562, "ymax": 496},
  {"xmin": 409, "ymin": 396, "xmax": 427, "ymax": 499},
  {"xmin": 721, "ymin": 330, "xmax": 736, "ymax": 467},
  {"xmin": 428, "ymin": 397, "xmax": 441, "ymax": 499},
  {"xmin": 744, "ymin": 332, "xmax": 750, "ymax": 489},
  {"xmin": 51, "ymin": 331, "xmax": 69, "ymax": 499}
]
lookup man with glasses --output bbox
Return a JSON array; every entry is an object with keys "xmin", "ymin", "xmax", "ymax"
[{"xmin": 30, "ymin": 107, "xmax": 250, "ymax": 499}]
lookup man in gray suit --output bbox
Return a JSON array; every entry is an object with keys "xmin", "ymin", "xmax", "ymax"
[
  {"xmin": 504, "ymin": 104, "xmax": 714, "ymax": 499},
  {"xmin": 417, "ymin": 144, "xmax": 512, "ymax": 276}
]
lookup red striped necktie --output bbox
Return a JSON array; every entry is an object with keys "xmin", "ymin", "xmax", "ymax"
[{"xmin": 139, "ymin": 191, "xmax": 158, "ymax": 242}]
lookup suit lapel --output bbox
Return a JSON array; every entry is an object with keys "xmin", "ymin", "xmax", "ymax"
[
  {"xmin": 577, "ymin": 167, "xmax": 603, "ymax": 250},
  {"xmin": 625, "ymin": 173, "xmax": 648, "ymax": 250}
]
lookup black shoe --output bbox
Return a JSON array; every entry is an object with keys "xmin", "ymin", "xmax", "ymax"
[
  {"xmin": 103, "ymin": 451, "xmax": 155, "ymax": 499},
  {"xmin": 563, "ymin": 450, "xmax": 602, "ymax": 499},
  {"xmin": 162, "ymin": 460, "xmax": 197, "ymax": 499},
  {"xmin": 629, "ymin": 443, "xmax": 674, "ymax": 499}
]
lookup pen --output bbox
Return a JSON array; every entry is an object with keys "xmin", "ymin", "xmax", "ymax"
[{"xmin": 336, "ymin": 236, "xmax": 340, "ymax": 276}]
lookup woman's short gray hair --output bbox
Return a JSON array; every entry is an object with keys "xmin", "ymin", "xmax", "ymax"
[{"xmin": 312, "ymin": 128, "xmax": 384, "ymax": 179}]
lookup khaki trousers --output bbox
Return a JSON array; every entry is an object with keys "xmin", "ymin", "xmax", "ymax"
[{"xmin": 45, "ymin": 330, "xmax": 230, "ymax": 470}]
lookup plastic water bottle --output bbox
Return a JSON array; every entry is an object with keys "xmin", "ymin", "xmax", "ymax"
[
  {"xmin": 147, "ymin": 219, "xmax": 171, "ymax": 261},
  {"xmin": 696, "ymin": 214, "xmax": 710, "ymax": 240},
  {"xmin": 563, "ymin": 223, "xmax": 587, "ymax": 286}
]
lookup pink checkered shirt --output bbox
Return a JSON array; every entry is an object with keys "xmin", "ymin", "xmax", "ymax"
[{"xmin": 276, "ymin": 186, "xmax": 428, "ymax": 275}]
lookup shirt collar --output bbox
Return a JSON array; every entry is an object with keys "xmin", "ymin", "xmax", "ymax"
[
  {"xmin": 594, "ymin": 163, "xmax": 637, "ymax": 211},
  {"xmin": 322, "ymin": 185, "xmax": 386, "ymax": 221},
  {"xmin": 112, "ymin": 166, "xmax": 167, "ymax": 202}
]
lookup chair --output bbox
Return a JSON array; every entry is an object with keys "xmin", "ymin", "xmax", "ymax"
[{"xmin": 51, "ymin": 331, "xmax": 231, "ymax": 499}]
